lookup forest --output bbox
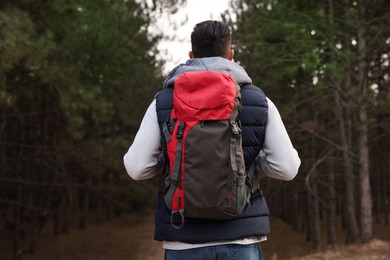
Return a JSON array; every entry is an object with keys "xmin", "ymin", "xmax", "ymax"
[{"xmin": 0, "ymin": 0, "xmax": 389, "ymax": 259}]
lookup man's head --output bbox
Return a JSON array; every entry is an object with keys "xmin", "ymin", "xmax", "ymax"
[{"xmin": 189, "ymin": 20, "xmax": 234, "ymax": 60}]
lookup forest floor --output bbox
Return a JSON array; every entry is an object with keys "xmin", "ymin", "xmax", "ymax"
[{"xmin": 2, "ymin": 211, "xmax": 390, "ymax": 260}]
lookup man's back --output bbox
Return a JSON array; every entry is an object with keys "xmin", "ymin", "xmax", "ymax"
[{"xmin": 124, "ymin": 20, "xmax": 300, "ymax": 260}]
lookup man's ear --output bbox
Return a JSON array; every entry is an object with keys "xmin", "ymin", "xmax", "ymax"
[
  {"xmin": 227, "ymin": 49, "xmax": 234, "ymax": 61},
  {"xmin": 188, "ymin": 51, "xmax": 194, "ymax": 59}
]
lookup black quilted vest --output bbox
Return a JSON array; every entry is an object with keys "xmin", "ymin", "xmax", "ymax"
[{"xmin": 154, "ymin": 83, "xmax": 270, "ymax": 243}]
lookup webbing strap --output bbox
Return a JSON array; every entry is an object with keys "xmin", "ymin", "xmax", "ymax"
[
  {"xmin": 235, "ymin": 129, "xmax": 243, "ymax": 155},
  {"xmin": 227, "ymin": 136, "xmax": 236, "ymax": 192},
  {"xmin": 164, "ymin": 179, "xmax": 176, "ymax": 210},
  {"xmin": 227, "ymin": 81, "xmax": 242, "ymax": 192},
  {"xmin": 227, "ymin": 121, "xmax": 242, "ymax": 192},
  {"xmin": 246, "ymin": 162, "xmax": 258, "ymax": 192},
  {"xmin": 251, "ymin": 163, "xmax": 261, "ymax": 192},
  {"xmin": 162, "ymin": 122, "xmax": 171, "ymax": 142},
  {"xmin": 171, "ymin": 122, "xmax": 185, "ymax": 186},
  {"xmin": 247, "ymin": 162, "xmax": 255, "ymax": 180},
  {"xmin": 162, "ymin": 120, "xmax": 175, "ymax": 142},
  {"xmin": 160, "ymin": 120, "xmax": 176, "ymax": 193},
  {"xmin": 163, "ymin": 122, "xmax": 185, "ymax": 210}
]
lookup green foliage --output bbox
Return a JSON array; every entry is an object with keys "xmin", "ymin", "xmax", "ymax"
[
  {"xmin": 0, "ymin": 0, "xmax": 186, "ymax": 255},
  {"xmin": 227, "ymin": 0, "xmax": 390, "ymax": 247},
  {"xmin": 229, "ymin": 1, "xmax": 326, "ymax": 95}
]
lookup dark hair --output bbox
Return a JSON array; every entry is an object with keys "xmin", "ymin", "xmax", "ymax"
[{"xmin": 191, "ymin": 20, "xmax": 231, "ymax": 58}]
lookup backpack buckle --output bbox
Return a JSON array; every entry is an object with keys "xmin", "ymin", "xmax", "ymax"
[
  {"xmin": 176, "ymin": 122, "xmax": 185, "ymax": 138},
  {"xmin": 162, "ymin": 124, "xmax": 171, "ymax": 142},
  {"xmin": 163, "ymin": 120, "xmax": 176, "ymax": 140},
  {"xmin": 230, "ymin": 120, "xmax": 240, "ymax": 135},
  {"xmin": 166, "ymin": 119, "xmax": 174, "ymax": 132}
]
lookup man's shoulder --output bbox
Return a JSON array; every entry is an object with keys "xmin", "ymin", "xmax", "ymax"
[
  {"xmin": 240, "ymin": 84, "xmax": 268, "ymax": 106},
  {"xmin": 155, "ymin": 87, "xmax": 173, "ymax": 99},
  {"xmin": 155, "ymin": 88, "xmax": 174, "ymax": 126},
  {"xmin": 240, "ymin": 83, "xmax": 265, "ymax": 93},
  {"xmin": 155, "ymin": 88, "xmax": 174, "ymax": 106}
]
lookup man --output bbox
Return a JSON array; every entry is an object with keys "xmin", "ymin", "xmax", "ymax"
[{"xmin": 124, "ymin": 20, "xmax": 300, "ymax": 260}]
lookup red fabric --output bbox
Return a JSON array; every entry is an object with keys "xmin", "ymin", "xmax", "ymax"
[
  {"xmin": 173, "ymin": 71, "xmax": 236, "ymax": 121},
  {"xmin": 168, "ymin": 120, "xmax": 197, "ymax": 211}
]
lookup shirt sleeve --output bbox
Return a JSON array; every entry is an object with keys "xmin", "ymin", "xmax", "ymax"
[
  {"xmin": 256, "ymin": 98, "xmax": 301, "ymax": 181},
  {"xmin": 123, "ymin": 100, "xmax": 162, "ymax": 180}
]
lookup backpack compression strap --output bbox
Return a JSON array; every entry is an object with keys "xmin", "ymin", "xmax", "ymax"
[{"xmin": 163, "ymin": 121, "xmax": 185, "ymax": 229}]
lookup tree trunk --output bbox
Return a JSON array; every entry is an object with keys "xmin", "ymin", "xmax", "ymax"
[
  {"xmin": 62, "ymin": 185, "xmax": 73, "ymax": 233},
  {"xmin": 333, "ymin": 0, "xmax": 361, "ymax": 243},
  {"xmin": 305, "ymin": 138, "xmax": 321, "ymax": 250},
  {"xmin": 357, "ymin": 1, "xmax": 372, "ymax": 242},
  {"xmin": 327, "ymin": 152, "xmax": 336, "ymax": 249},
  {"xmin": 79, "ymin": 188, "xmax": 90, "ymax": 229},
  {"xmin": 334, "ymin": 87, "xmax": 359, "ymax": 243},
  {"xmin": 13, "ymin": 185, "xmax": 22, "ymax": 260},
  {"xmin": 357, "ymin": 106, "xmax": 372, "ymax": 242},
  {"xmin": 312, "ymin": 181, "xmax": 321, "ymax": 250},
  {"xmin": 383, "ymin": 177, "xmax": 389, "ymax": 225}
]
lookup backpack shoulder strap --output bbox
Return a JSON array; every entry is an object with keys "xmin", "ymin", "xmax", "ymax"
[
  {"xmin": 155, "ymin": 88, "xmax": 174, "ymax": 193},
  {"xmin": 155, "ymin": 88, "xmax": 174, "ymax": 128}
]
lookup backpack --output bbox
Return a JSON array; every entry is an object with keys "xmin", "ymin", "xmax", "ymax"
[{"xmin": 161, "ymin": 71, "xmax": 254, "ymax": 229}]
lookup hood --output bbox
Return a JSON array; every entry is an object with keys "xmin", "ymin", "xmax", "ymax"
[{"xmin": 163, "ymin": 57, "xmax": 252, "ymax": 89}]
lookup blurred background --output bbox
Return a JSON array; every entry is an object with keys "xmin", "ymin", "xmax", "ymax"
[{"xmin": 0, "ymin": 0, "xmax": 389, "ymax": 259}]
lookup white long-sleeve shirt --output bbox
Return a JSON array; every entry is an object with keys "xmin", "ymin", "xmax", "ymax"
[{"xmin": 124, "ymin": 97, "xmax": 300, "ymax": 181}]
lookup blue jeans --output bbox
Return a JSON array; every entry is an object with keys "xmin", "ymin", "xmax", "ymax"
[{"xmin": 164, "ymin": 243, "xmax": 263, "ymax": 260}]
